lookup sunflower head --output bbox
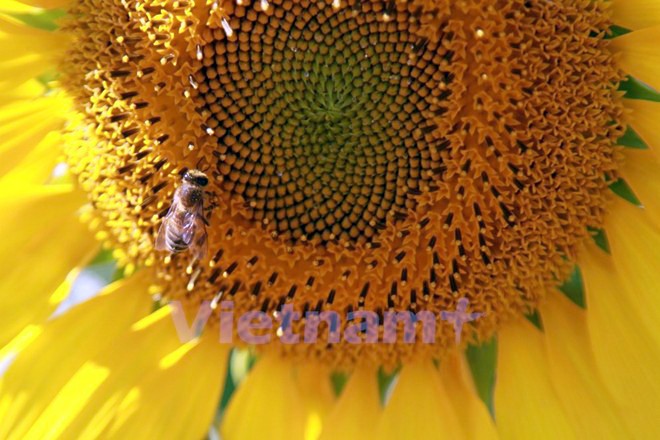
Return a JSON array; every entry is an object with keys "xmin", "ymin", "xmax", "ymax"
[
  {"xmin": 6, "ymin": 0, "xmax": 660, "ymax": 438},
  {"xmin": 61, "ymin": 0, "xmax": 624, "ymax": 368}
]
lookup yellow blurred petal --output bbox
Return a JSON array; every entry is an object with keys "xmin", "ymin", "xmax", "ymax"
[
  {"xmin": 621, "ymin": 150, "xmax": 660, "ymax": 222},
  {"xmin": 0, "ymin": 274, "xmax": 153, "ymax": 439},
  {"xmin": 222, "ymin": 354, "xmax": 306, "ymax": 440},
  {"xmin": 604, "ymin": 198, "xmax": 660, "ymax": 347},
  {"xmin": 0, "ymin": 88, "xmax": 65, "ymax": 125},
  {"xmin": 0, "ymin": 325, "xmax": 41, "ymax": 372},
  {"xmin": 624, "ymin": 98, "xmax": 660, "ymax": 160},
  {"xmin": 0, "ymin": 1, "xmax": 41, "ymax": 13},
  {"xmin": 579, "ymin": 240, "xmax": 660, "ymax": 438},
  {"xmin": 611, "ymin": 26, "xmax": 660, "ymax": 91},
  {"xmin": 0, "ymin": 89, "xmax": 64, "ymax": 124},
  {"xmin": 31, "ymin": 304, "xmax": 222, "ymax": 440},
  {"xmin": 0, "ymin": 184, "xmax": 95, "ymax": 348},
  {"xmin": 0, "ymin": 14, "xmax": 67, "ymax": 89},
  {"xmin": 540, "ymin": 293, "xmax": 631, "ymax": 437},
  {"xmin": 0, "ymin": 15, "xmax": 66, "ymax": 61},
  {"xmin": 0, "ymin": 79, "xmax": 47, "ymax": 103},
  {"xmin": 2, "ymin": 274, "xmax": 224, "ymax": 440},
  {"xmin": 438, "ymin": 353, "xmax": 498, "ymax": 440},
  {"xmin": 23, "ymin": 363, "xmax": 111, "ymax": 439},
  {"xmin": 103, "ymin": 335, "xmax": 228, "ymax": 440},
  {"xmin": 0, "ymin": 11, "xmax": 61, "ymax": 40},
  {"xmin": 612, "ymin": 0, "xmax": 660, "ymax": 29},
  {"xmin": 495, "ymin": 320, "xmax": 576, "ymax": 439},
  {"xmin": 1, "ymin": 131, "xmax": 65, "ymax": 184},
  {"xmin": 319, "ymin": 365, "xmax": 381, "ymax": 440},
  {"xmin": 0, "ymin": 55, "xmax": 53, "ymax": 92},
  {"xmin": 48, "ymin": 305, "xmax": 172, "ymax": 437},
  {"xmin": 376, "ymin": 361, "xmax": 463, "ymax": 440},
  {"xmin": 0, "ymin": 90, "xmax": 69, "ymax": 178},
  {"xmin": 0, "ymin": 80, "xmax": 69, "ymax": 181},
  {"xmin": 295, "ymin": 363, "xmax": 335, "ymax": 440},
  {"xmin": 0, "ymin": 184, "xmax": 84, "ymax": 242},
  {"xmin": 16, "ymin": 0, "xmax": 69, "ymax": 8}
]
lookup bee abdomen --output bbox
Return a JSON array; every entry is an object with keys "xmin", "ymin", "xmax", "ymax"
[{"xmin": 166, "ymin": 226, "xmax": 189, "ymax": 253}]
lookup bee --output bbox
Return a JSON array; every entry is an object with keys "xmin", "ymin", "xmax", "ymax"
[{"xmin": 155, "ymin": 169, "xmax": 209, "ymax": 261}]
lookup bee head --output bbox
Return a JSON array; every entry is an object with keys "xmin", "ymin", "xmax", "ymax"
[{"xmin": 183, "ymin": 169, "xmax": 209, "ymax": 187}]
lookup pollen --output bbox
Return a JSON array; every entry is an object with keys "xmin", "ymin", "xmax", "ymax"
[{"xmin": 61, "ymin": 0, "xmax": 624, "ymax": 369}]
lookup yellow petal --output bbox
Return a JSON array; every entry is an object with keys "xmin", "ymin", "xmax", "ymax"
[
  {"xmin": 2, "ymin": 78, "xmax": 47, "ymax": 100},
  {"xmin": 1, "ymin": 273, "xmax": 225, "ymax": 440},
  {"xmin": 495, "ymin": 320, "xmax": 576, "ymax": 439},
  {"xmin": 0, "ymin": 82, "xmax": 70, "ymax": 183},
  {"xmin": 438, "ymin": 353, "xmax": 498, "ymax": 440},
  {"xmin": 0, "ymin": 14, "xmax": 67, "ymax": 89},
  {"xmin": 0, "ymin": 184, "xmax": 95, "ymax": 348},
  {"xmin": 319, "ymin": 365, "xmax": 381, "ymax": 440},
  {"xmin": 0, "ymin": 325, "xmax": 41, "ymax": 375},
  {"xmin": 621, "ymin": 150, "xmax": 660, "ymax": 222},
  {"xmin": 0, "ymin": 273, "xmax": 153, "ymax": 439},
  {"xmin": 0, "ymin": 1, "xmax": 41, "ymax": 13},
  {"xmin": 540, "ymin": 293, "xmax": 631, "ymax": 438},
  {"xmin": 103, "ymin": 335, "xmax": 228, "ymax": 440},
  {"xmin": 0, "ymin": 181, "xmax": 85, "ymax": 267},
  {"xmin": 611, "ymin": 26, "xmax": 660, "ymax": 91},
  {"xmin": 1, "ymin": 131, "xmax": 65, "ymax": 184},
  {"xmin": 222, "ymin": 354, "xmax": 306, "ymax": 440},
  {"xmin": 376, "ymin": 361, "xmax": 463, "ymax": 440},
  {"xmin": 295, "ymin": 363, "xmax": 335, "ymax": 440},
  {"xmin": 15, "ymin": 0, "xmax": 69, "ymax": 9},
  {"xmin": 20, "ymin": 300, "xmax": 227, "ymax": 440},
  {"xmin": 0, "ymin": 13, "xmax": 65, "ymax": 50},
  {"xmin": 0, "ymin": 86, "xmax": 64, "ymax": 125},
  {"xmin": 55, "ymin": 306, "xmax": 185, "ymax": 439},
  {"xmin": 0, "ymin": 92, "xmax": 69, "ymax": 179},
  {"xmin": 612, "ymin": 0, "xmax": 660, "ymax": 29},
  {"xmin": 579, "ymin": 240, "xmax": 660, "ymax": 438},
  {"xmin": 624, "ymin": 98, "xmax": 660, "ymax": 160},
  {"xmin": 603, "ymin": 198, "xmax": 660, "ymax": 346}
]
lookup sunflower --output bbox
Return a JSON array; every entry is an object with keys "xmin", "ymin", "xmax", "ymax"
[{"xmin": 1, "ymin": 0, "xmax": 660, "ymax": 438}]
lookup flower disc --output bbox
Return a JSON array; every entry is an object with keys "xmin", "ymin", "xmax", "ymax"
[{"xmin": 63, "ymin": 0, "xmax": 624, "ymax": 368}]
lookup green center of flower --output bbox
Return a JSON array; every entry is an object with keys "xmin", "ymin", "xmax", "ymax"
[{"xmin": 198, "ymin": 4, "xmax": 448, "ymax": 243}]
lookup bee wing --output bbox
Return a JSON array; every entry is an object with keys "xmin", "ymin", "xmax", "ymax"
[
  {"xmin": 181, "ymin": 210, "xmax": 198, "ymax": 245},
  {"xmin": 189, "ymin": 201, "xmax": 208, "ymax": 260},
  {"xmin": 190, "ymin": 217, "xmax": 208, "ymax": 261},
  {"xmin": 155, "ymin": 205, "xmax": 175, "ymax": 251}
]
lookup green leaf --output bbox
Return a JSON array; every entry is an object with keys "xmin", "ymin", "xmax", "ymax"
[
  {"xmin": 525, "ymin": 309, "xmax": 543, "ymax": 331},
  {"xmin": 330, "ymin": 371, "xmax": 349, "ymax": 396},
  {"xmin": 559, "ymin": 265, "xmax": 586, "ymax": 308},
  {"xmin": 377, "ymin": 366, "xmax": 399, "ymax": 405},
  {"xmin": 466, "ymin": 338, "xmax": 497, "ymax": 415},
  {"xmin": 10, "ymin": 9, "xmax": 65, "ymax": 31},
  {"xmin": 609, "ymin": 178, "xmax": 642, "ymax": 206},
  {"xmin": 88, "ymin": 248, "xmax": 115, "ymax": 266},
  {"xmin": 618, "ymin": 126, "xmax": 648, "ymax": 149},
  {"xmin": 608, "ymin": 25, "xmax": 631, "ymax": 38},
  {"xmin": 620, "ymin": 76, "xmax": 660, "ymax": 102},
  {"xmin": 217, "ymin": 351, "xmax": 237, "ymax": 419},
  {"xmin": 111, "ymin": 265, "xmax": 127, "ymax": 283},
  {"xmin": 588, "ymin": 227, "xmax": 611, "ymax": 254}
]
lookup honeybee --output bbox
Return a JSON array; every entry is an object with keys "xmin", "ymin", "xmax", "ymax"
[{"xmin": 155, "ymin": 169, "xmax": 209, "ymax": 261}]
